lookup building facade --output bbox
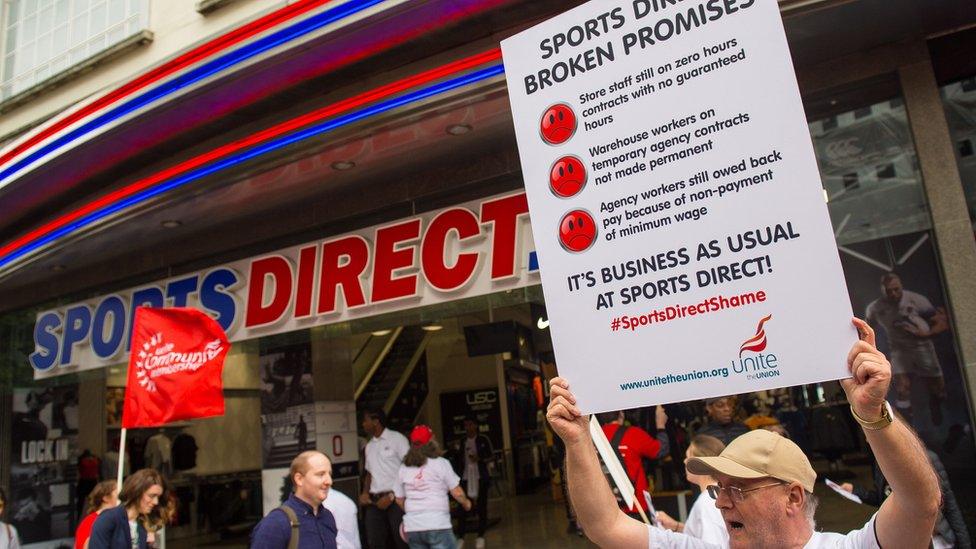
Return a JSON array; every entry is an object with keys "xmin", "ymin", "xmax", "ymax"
[{"xmin": 1, "ymin": 0, "xmax": 975, "ymax": 546}]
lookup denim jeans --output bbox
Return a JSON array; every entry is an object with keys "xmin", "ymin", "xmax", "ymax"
[{"xmin": 406, "ymin": 528, "xmax": 457, "ymax": 549}]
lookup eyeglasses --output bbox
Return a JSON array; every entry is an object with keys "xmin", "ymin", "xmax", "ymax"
[{"xmin": 706, "ymin": 481, "xmax": 785, "ymax": 502}]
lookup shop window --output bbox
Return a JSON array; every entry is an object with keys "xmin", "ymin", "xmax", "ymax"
[
  {"xmin": 809, "ymin": 82, "xmax": 976, "ymax": 539},
  {"xmin": 0, "ymin": 0, "xmax": 149, "ymax": 100},
  {"xmin": 942, "ymin": 78, "xmax": 976, "ymax": 224}
]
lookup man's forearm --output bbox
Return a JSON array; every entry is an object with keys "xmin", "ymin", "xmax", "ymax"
[
  {"xmin": 866, "ymin": 420, "xmax": 938, "ymax": 504},
  {"xmin": 866, "ymin": 418, "xmax": 941, "ymax": 544},
  {"xmin": 565, "ymin": 435, "xmax": 622, "ymax": 539}
]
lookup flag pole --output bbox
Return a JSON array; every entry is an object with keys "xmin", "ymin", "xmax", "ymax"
[{"xmin": 116, "ymin": 427, "xmax": 127, "ymax": 490}]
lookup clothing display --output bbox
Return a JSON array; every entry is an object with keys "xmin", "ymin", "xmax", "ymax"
[
  {"xmin": 144, "ymin": 432, "xmax": 173, "ymax": 474},
  {"xmin": 172, "ymin": 433, "xmax": 198, "ymax": 471},
  {"xmin": 809, "ymin": 405, "xmax": 857, "ymax": 460}
]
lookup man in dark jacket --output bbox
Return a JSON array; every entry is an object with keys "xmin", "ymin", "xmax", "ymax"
[
  {"xmin": 452, "ymin": 417, "xmax": 493, "ymax": 548},
  {"xmin": 696, "ymin": 396, "xmax": 749, "ymax": 445},
  {"xmin": 251, "ymin": 451, "xmax": 338, "ymax": 549}
]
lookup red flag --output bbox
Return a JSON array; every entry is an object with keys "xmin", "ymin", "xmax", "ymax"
[{"xmin": 122, "ymin": 307, "xmax": 230, "ymax": 428}]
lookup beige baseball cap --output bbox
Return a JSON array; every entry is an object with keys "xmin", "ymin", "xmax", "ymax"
[{"xmin": 686, "ymin": 429, "xmax": 817, "ymax": 493}]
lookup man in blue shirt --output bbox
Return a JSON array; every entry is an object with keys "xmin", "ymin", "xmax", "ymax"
[{"xmin": 252, "ymin": 450, "xmax": 339, "ymax": 549}]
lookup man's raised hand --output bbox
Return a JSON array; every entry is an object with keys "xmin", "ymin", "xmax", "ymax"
[
  {"xmin": 842, "ymin": 318, "xmax": 892, "ymax": 421},
  {"xmin": 547, "ymin": 377, "xmax": 589, "ymax": 445}
]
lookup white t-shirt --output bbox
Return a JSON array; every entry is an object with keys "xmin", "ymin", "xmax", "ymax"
[
  {"xmin": 128, "ymin": 519, "xmax": 139, "ymax": 549},
  {"xmin": 365, "ymin": 429, "xmax": 410, "ymax": 493},
  {"xmin": 648, "ymin": 513, "xmax": 880, "ymax": 549},
  {"xmin": 683, "ymin": 492, "xmax": 728, "ymax": 546},
  {"xmin": 393, "ymin": 457, "xmax": 461, "ymax": 532},
  {"xmin": 324, "ymin": 489, "xmax": 362, "ymax": 549},
  {"xmin": 0, "ymin": 521, "xmax": 20, "ymax": 549}
]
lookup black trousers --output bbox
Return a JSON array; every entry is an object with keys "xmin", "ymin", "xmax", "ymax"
[
  {"xmin": 364, "ymin": 502, "xmax": 408, "ymax": 549},
  {"xmin": 459, "ymin": 478, "xmax": 489, "ymax": 537}
]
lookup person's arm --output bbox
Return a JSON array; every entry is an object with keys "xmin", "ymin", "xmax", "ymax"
[
  {"xmin": 393, "ymin": 473, "xmax": 405, "ymax": 511},
  {"xmin": 547, "ymin": 378, "xmax": 648, "ymax": 548},
  {"xmin": 656, "ymin": 511, "xmax": 683, "ymax": 532},
  {"xmin": 843, "ymin": 318, "xmax": 941, "ymax": 549},
  {"xmin": 655, "ymin": 406, "xmax": 669, "ymax": 458},
  {"xmin": 359, "ymin": 471, "xmax": 372, "ymax": 506},
  {"xmin": 449, "ymin": 485, "xmax": 472, "ymax": 511}
]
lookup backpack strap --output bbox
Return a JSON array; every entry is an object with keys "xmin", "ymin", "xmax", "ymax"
[
  {"xmin": 277, "ymin": 506, "xmax": 300, "ymax": 549},
  {"xmin": 610, "ymin": 425, "xmax": 629, "ymax": 467}
]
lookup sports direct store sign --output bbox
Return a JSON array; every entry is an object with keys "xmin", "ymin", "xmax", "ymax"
[{"xmin": 30, "ymin": 193, "xmax": 535, "ymax": 378}]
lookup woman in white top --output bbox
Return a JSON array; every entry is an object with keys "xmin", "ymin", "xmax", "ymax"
[
  {"xmin": 394, "ymin": 425, "xmax": 472, "ymax": 549},
  {"xmin": 657, "ymin": 435, "xmax": 729, "ymax": 546},
  {"xmin": 0, "ymin": 488, "xmax": 21, "ymax": 549}
]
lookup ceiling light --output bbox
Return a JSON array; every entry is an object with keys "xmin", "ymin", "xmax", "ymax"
[
  {"xmin": 331, "ymin": 161, "xmax": 356, "ymax": 171},
  {"xmin": 371, "ymin": 329, "xmax": 392, "ymax": 336},
  {"xmin": 446, "ymin": 124, "xmax": 472, "ymax": 136},
  {"xmin": 421, "ymin": 324, "xmax": 443, "ymax": 331},
  {"xmin": 161, "ymin": 220, "xmax": 182, "ymax": 228}
]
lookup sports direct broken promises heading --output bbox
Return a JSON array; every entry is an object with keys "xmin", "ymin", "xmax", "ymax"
[{"xmin": 526, "ymin": 0, "xmax": 756, "ymax": 95}]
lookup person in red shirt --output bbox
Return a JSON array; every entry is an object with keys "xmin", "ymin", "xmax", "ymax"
[
  {"xmin": 597, "ymin": 406, "xmax": 669, "ymax": 518},
  {"xmin": 75, "ymin": 480, "xmax": 118, "ymax": 549}
]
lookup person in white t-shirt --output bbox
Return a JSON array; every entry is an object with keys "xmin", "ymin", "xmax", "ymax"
[
  {"xmin": 546, "ymin": 318, "xmax": 941, "ymax": 549},
  {"xmin": 394, "ymin": 425, "xmax": 472, "ymax": 549},
  {"xmin": 324, "ymin": 488, "xmax": 362, "ymax": 549},
  {"xmin": 656, "ymin": 435, "xmax": 728, "ymax": 546}
]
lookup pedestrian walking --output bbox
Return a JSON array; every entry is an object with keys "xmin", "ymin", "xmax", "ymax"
[
  {"xmin": 394, "ymin": 426, "xmax": 471, "ymax": 549},
  {"xmin": 251, "ymin": 450, "xmax": 338, "ymax": 549},
  {"xmin": 88, "ymin": 469, "xmax": 165, "ymax": 549},
  {"xmin": 451, "ymin": 417, "xmax": 493, "ymax": 549}
]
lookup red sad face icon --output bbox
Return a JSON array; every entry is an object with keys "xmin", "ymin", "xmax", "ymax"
[
  {"xmin": 559, "ymin": 209, "xmax": 597, "ymax": 253},
  {"xmin": 549, "ymin": 156, "xmax": 587, "ymax": 198},
  {"xmin": 540, "ymin": 103, "xmax": 577, "ymax": 145}
]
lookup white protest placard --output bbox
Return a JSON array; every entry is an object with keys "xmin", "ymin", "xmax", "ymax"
[{"xmin": 501, "ymin": 0, "xmax": 856, "ymax": 413}]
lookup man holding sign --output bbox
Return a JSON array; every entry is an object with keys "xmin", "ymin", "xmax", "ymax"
[{"xmin": 547, "ymin": 319, "xmax": 941, "ymax": 548}]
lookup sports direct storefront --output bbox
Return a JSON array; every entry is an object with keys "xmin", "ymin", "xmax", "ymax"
[
  {"xmin": 9, "ymin": 186, "xmax": 548, "ymax": 547},
  {"xmin": 29, "ymin": 192, "xmax": 534, "ymax": 376}
]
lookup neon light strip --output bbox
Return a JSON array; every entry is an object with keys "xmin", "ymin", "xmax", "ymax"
[
  {"xmin": 0, "ymin": 48, "xmax": 502, "ymax": 261},
  {"xmin": 0, "ymin": 0, "xmax": 387, "ymax": 186},
  {"xmin": 0, "ymin": 62, "xmax": 505, "ymax": 269},
  {"xmin": 0, "ymin": 0, "xmax": 338, "ymax": 170}
]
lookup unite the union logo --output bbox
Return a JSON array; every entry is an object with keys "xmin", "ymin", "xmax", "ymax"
[{"xmin": 739, "ymin": 314, "xmax": 772, "ymax": 357}]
